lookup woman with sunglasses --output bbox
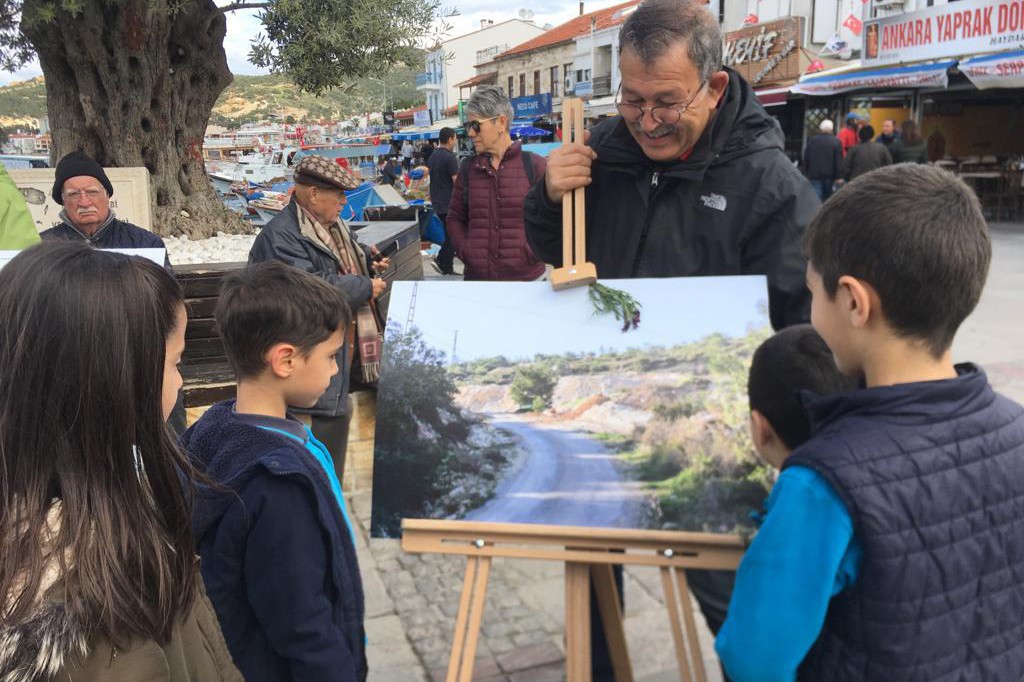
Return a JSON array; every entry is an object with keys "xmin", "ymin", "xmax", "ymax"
[{"xmin": 445, "ymin": 84, "xmax": 547, "ymax": 281}]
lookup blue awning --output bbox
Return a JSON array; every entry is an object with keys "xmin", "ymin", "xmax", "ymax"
[{"xmin": 792, "ymin": 60, "xmax": 956, "ymax": 96}]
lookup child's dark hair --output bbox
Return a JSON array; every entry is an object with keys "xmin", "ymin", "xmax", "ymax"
[
  {"xmin": 805, "ymin": 164, "xmax": 990, "ymax": 356},
  {"xmin": 217, "ymin": 261, "xmax": 352, "ymax": 379},
  {"xmin": 0, "ymin": 241, "xmax": 196, "ymax": 645},
  {"xmin": 748, "ymin": 325, "xmax": 860, "ymax": 451}
]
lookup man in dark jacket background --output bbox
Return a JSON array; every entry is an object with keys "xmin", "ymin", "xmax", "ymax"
[
  {"xmin": 42, "ymin": 151, "xmax": 170, "ymax": 265},
  {"xmin": 249, "ymin": 156, "xmax": 388, "ymax": 480},
  {"xmin": 843, "ymin": 125, "xmax": 893, "ymax": 181},
  {"xmin": 803, "ymin": 119, "xmax": 843, "ymax": 202},
  {"xmin": 524, "ymin": 0, "xmax": 817, "ymax": 677},
  {"xmin": 427, "ymin": 127, "xmax": 460, "ymax": 275}
]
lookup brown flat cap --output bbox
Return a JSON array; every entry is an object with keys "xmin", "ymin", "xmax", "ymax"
[{"xmin": 294, "ymin": 155, "xmax": 362, "ymax": 191}]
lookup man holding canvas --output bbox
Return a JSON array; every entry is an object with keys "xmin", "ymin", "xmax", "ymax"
[{"xmin": 522, "ymin": 0, "xmax": 818, "ymax": 677}]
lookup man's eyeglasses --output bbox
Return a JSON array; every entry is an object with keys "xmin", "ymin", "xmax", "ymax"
[
  {"xmin": 63, "ymin": 188, "xmax": 106, "ymax": 202},
  {"xmin": 615, "ymin": 81, "xmax": 708, "ymax": 126},
  {"xmin": 465, "ymin": 116, "xmax": 499, "ymax": 134}
]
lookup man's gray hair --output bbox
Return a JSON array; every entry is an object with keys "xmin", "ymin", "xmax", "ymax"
[
  {"xmin": 618, "ymin": 0, "xmax": 723, "ymax": 81},
  {"xmin": 465, "ymin": 85, "xmax": 514, "ymax": 123}
]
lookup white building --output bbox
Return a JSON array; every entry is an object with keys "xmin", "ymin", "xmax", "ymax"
[{"xmin": 418, "ymin": 18, "xmax": 547, "ymax": 123}]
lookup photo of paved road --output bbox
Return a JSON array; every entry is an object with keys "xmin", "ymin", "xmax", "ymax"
[{"xmin": 465, "ymin": 415, "xmax": 649, "ymax": 528}]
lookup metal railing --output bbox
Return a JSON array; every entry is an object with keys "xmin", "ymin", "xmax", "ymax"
[
  {"xmin": 476, "ymin": 44, "xmax": 510, "ymax": 65},
  {"xmin": 592, "ymin": 76, "xmax": 612, "ymax": 97}
]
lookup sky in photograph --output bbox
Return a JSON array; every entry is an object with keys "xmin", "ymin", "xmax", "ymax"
[
  {"xmin": 385, "ymin": 277, "xmax": 770, "ymax": 364},
  {"xmin": 0, "ymin": 0, "xmax": 629, "ymax": 85}
]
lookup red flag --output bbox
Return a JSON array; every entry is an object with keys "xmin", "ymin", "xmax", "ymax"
[
  {"xmin": 842, "ymin": 14, "xmax": 863, "ymax": 36},
  {"xmin": 743, "ymin": 13, "xmax": 759, "ymax": 25},
  {"xmin": 806, "ymin": 59, "xmax": 826, "ymax": 74}
]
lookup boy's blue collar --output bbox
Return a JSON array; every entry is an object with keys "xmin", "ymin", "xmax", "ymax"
[{"xmin": 231, "ymin": 404, "xmax": 308, "ymax": 442}]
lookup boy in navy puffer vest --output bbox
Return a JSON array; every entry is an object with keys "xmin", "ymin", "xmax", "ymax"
[
  {"xmin": 185, "ymin": 261, "xmax": 367, "ymax": 682},
  {"xmin": 717, "ymin": 163, "xmax": 1024, "ymax": 682}
]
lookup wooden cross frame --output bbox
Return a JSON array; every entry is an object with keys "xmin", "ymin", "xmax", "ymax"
[
  {"xmin": 549, "ymin": 97, "xmax": 598, "ymax": 291},
  {"xmin": 402, "ymin": 519, "xmax": 745, "ymax": 682}
]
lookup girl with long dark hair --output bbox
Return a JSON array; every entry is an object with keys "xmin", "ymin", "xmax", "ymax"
[{"xmin": 0, "ymin": 242, "xmax": 241, "ymax": 681}]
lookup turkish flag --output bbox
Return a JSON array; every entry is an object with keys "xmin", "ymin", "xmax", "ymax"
[
  {"xmin": 806, "ymin": 59, "xmax": 826, "ymax": 74},
  {"xmin": 743, "ymin": 13, "xmax": 759, "ymax": 25},
  {"xmin": 842, "ymin": 14, "xmax": 863, "ymax": 36}
]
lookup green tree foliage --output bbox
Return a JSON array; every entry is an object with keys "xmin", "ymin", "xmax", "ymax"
[
  {"xmin": 510, "ymin": 365, "xmax": 556, "ymax": 411},
  {"xmin": 371, "ymin": 325, "xmax": 472, "ymax": 536}
]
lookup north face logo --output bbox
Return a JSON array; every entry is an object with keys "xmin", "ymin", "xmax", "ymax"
[{"xmin": 700, "ymin": 193, "xmax": 727, "ymax": 211}]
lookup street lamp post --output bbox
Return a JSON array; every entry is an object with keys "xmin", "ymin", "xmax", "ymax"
[{"xmin": 368, "ymin": 77, "xmax": 388, "ymax": 122}]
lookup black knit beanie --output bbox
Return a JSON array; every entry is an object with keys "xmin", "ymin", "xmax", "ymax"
[{"xmin": 51, "ymin": 151, "xmax": 114, "ymax": 205}]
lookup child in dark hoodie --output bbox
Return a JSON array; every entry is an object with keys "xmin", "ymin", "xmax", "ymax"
[{"xmin": 184, "ymin": 261, "xmax": 366, "ymax": 682}]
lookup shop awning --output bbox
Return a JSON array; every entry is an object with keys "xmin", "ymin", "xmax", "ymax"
[
  {"xmin": 960, "ymin": 50, "xmax": 1024, "ymax": 90},
  {"xmin": 754, "ymin": 86, "xmax": 791, "ymax": 107},
  {"xmin": 792, "ymin": 60, "xmax": 956, "ymax": 96}
]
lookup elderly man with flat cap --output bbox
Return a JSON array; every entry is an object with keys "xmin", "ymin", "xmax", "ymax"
[
  {"xmin": 42, "ymin": 151, "xmax": 170, "ymax": 264},
  {"xmin": 249, "ymin": 155, "xmax": 389, "ymax": 477}
]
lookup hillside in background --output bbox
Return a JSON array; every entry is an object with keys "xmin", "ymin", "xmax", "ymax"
[{"xmin": 0, "ymin": 63, "xmax": 422, "ymax": 130}]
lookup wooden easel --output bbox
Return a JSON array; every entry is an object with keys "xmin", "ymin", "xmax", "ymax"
[
  {"xmin": 550, "ymin": 97, "xmax": 598, "ymax": 291},
  {"xmin": 402, "ymin": 520, "xmax": 745, "ymax": 682}
]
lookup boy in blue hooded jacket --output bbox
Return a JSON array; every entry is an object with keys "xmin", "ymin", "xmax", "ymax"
[{"xmin": 185, "ymin": 261, "xmax": 366, "ymax": 682}]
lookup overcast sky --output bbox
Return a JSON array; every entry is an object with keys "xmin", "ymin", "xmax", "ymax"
[
  {"xmin": 0, "ymin": 0, "xmax": 627, "ymax": 86},
  {"xmin": 385, "ymin": 277, "xmax": 770, "ymax": 363}
]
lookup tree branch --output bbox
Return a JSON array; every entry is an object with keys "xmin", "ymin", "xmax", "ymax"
[{"xmin": 217, "ymin": 2, "xmax": 271, "ymax": 15}]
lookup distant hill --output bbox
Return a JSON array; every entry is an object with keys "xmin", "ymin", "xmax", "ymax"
[{"xmin": 0, "ymin": 66, "xmax": 423, "ymax": 130}]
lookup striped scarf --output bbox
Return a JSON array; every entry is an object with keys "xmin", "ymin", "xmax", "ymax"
[{"xmin": 297, "ymin": 206, "xmax": 384, "ymax": 384}]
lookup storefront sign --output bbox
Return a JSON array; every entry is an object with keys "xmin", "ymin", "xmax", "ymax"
[
  {"xmin": 863, "ymin": 0, "xmax": 1024, "ymax": 67},
  {"xmin": 723, "ymin": 17, "xmax": 805, "ymax": 87},
  {"xmin": 960, "ymin": 48, "xmax": 1024, "ymax": 88},
  {"xmin": 793, "ymin": 60, "xmax": 954, "ymax": 95},
  {"xmin": 413, "ymin": 109, "xmax": 432, "ymax": 127},
  {"xmin": 511, "ymin": 94, "xmax": 553, "ymax": 119}
]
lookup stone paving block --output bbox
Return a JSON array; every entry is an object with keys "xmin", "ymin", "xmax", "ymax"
[
  {"xmin": 361, "ymin": 563, "xmax": 395, "ymax": 619},
  {"xmin": 496, "ymin": 641, "xmax": 564, "ymax": 673},
  {"xmin": 508, "ymin": 662, "xmax": 565, "ymax": 682}
]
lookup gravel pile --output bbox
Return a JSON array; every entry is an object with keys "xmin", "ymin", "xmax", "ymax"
[{"xmin": 164, "ymin": 232, "xmax": 258, "ymax": 265}]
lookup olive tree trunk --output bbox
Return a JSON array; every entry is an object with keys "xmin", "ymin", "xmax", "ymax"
[{"xmin": 23, "ymin": 0, "xmax": 247, "ymax": 238}]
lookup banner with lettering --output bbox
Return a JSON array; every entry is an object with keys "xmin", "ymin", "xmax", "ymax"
[
  {"xmin": 792, "ymin": 61, "xmax": 954, "ymax": 96},
  {"xmin": 960, "ymin": 48, "xmax": 1024, "ymax": 88},
  {"xmin": 863, "ymin": 0, "xmax": 1024, "ymax": 67}
]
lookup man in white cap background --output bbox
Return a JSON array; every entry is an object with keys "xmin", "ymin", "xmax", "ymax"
[
  {"xmin": 802, "ymin": 119, "xmax": 844, "ymax": 202},
  {"xmin": 42, "ymin": 150, "xmax": 170, "ymax": 265},
  {"xmin": 249, "ymin": 155, "xmax": 389, "ymax": 477}
]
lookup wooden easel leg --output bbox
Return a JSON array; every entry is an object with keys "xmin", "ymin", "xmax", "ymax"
[
  {"xmin": 592, "ymin": 564, "xmax": 634, "ymax": 682},
  {"xmin": 445, "ymin": 555, "xmax": 492, "ymax": 682},
  {"xmin": 660, "ymin": 567, "xmax": 694, "ymax": 682},
  {"xmin": 674, "ymin": 570, "xmax": 708, "ymax": 682},
  {"xmin": 565, "ymin": 562, "xmax": 593, "ymax": 682}
]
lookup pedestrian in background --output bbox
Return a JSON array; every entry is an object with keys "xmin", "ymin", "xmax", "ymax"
[
  {"xmin": 837, "ymin": 113, "xmax": 862, "ymax": 157},
  {"xmin": 891, "ymin": 120, "xmax": 928, "ymax": 164},
  {"xmin": 843, "ymin": 125, "xmax": 892, "ymax": 181},
  {"xmin": 446, "ymin": 85, "xmax": 546, "ymax": 281},
  {"xmin": 803, "ymin": 119, "xmax": 843, "ymax": 202},
  {"xmin": 427, "ymin": 127, "xmax": 460, "ymax": 275}
]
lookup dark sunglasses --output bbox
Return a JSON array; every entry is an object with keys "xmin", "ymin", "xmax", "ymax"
[{"xmin": 466, "ymin": 116, "xmax": 499, "ymax": 134}]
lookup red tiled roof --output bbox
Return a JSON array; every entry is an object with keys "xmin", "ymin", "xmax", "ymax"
[
  {"xmin": 498, "ymin": 0, "xmax": 641, "ymax": 59},
  {"xmin": 395, "ymin": 104, "xmax": 428, "ymax": 119},
  {"xmin": 454, "ymin": 72, "xmax": 498, "ymax": 89}
]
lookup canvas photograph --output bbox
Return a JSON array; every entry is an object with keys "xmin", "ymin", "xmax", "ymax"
[{"xmin": 370, "ymin": 277, "xmax": 774, "ymax": 539}]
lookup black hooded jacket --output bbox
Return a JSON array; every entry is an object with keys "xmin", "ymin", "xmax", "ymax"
[{"xmin": 524, "ymin": 68, "xmax": 818, "ymax": 330}]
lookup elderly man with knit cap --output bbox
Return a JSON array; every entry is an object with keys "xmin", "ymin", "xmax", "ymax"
[
  {"xmin": 249, "ymin": 155, "xmax": 389, "ymax": 477},
  {"xmin": 42, "ymin": 151, "xmax": 169, "ymax": 262}
]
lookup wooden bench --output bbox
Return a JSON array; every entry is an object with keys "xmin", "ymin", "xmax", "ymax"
[{"xmin": 178, "ymin": 219, "xmax": 423, "ymax": 409}]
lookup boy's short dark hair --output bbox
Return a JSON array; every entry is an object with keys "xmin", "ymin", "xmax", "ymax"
[
  {"xmin": 859, "ymin": 125, "xmax": 874, "ymax": 142},
  {"xmin": 748, "ymin": 325, "xmax": 860, "ymax": 451},
  {"xmin": 805, "ymin": 163, "xmax": 990, "ymax": 357},
  {"xmin": 216, "ymin": 261, "xmax": 352, "ymax": 379}
]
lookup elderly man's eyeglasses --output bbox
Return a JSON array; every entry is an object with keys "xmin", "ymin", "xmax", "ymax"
[
  {"xmin": 63, "ymin": 188, "xmax": 106, "ymax": 202},
  {"xmin": 615, "ymin": 81, "xmax": 708, "ymax": 126},
  {"xmin": 465, "ymin": 116, "xmax": 499, "ymax": 134}
]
